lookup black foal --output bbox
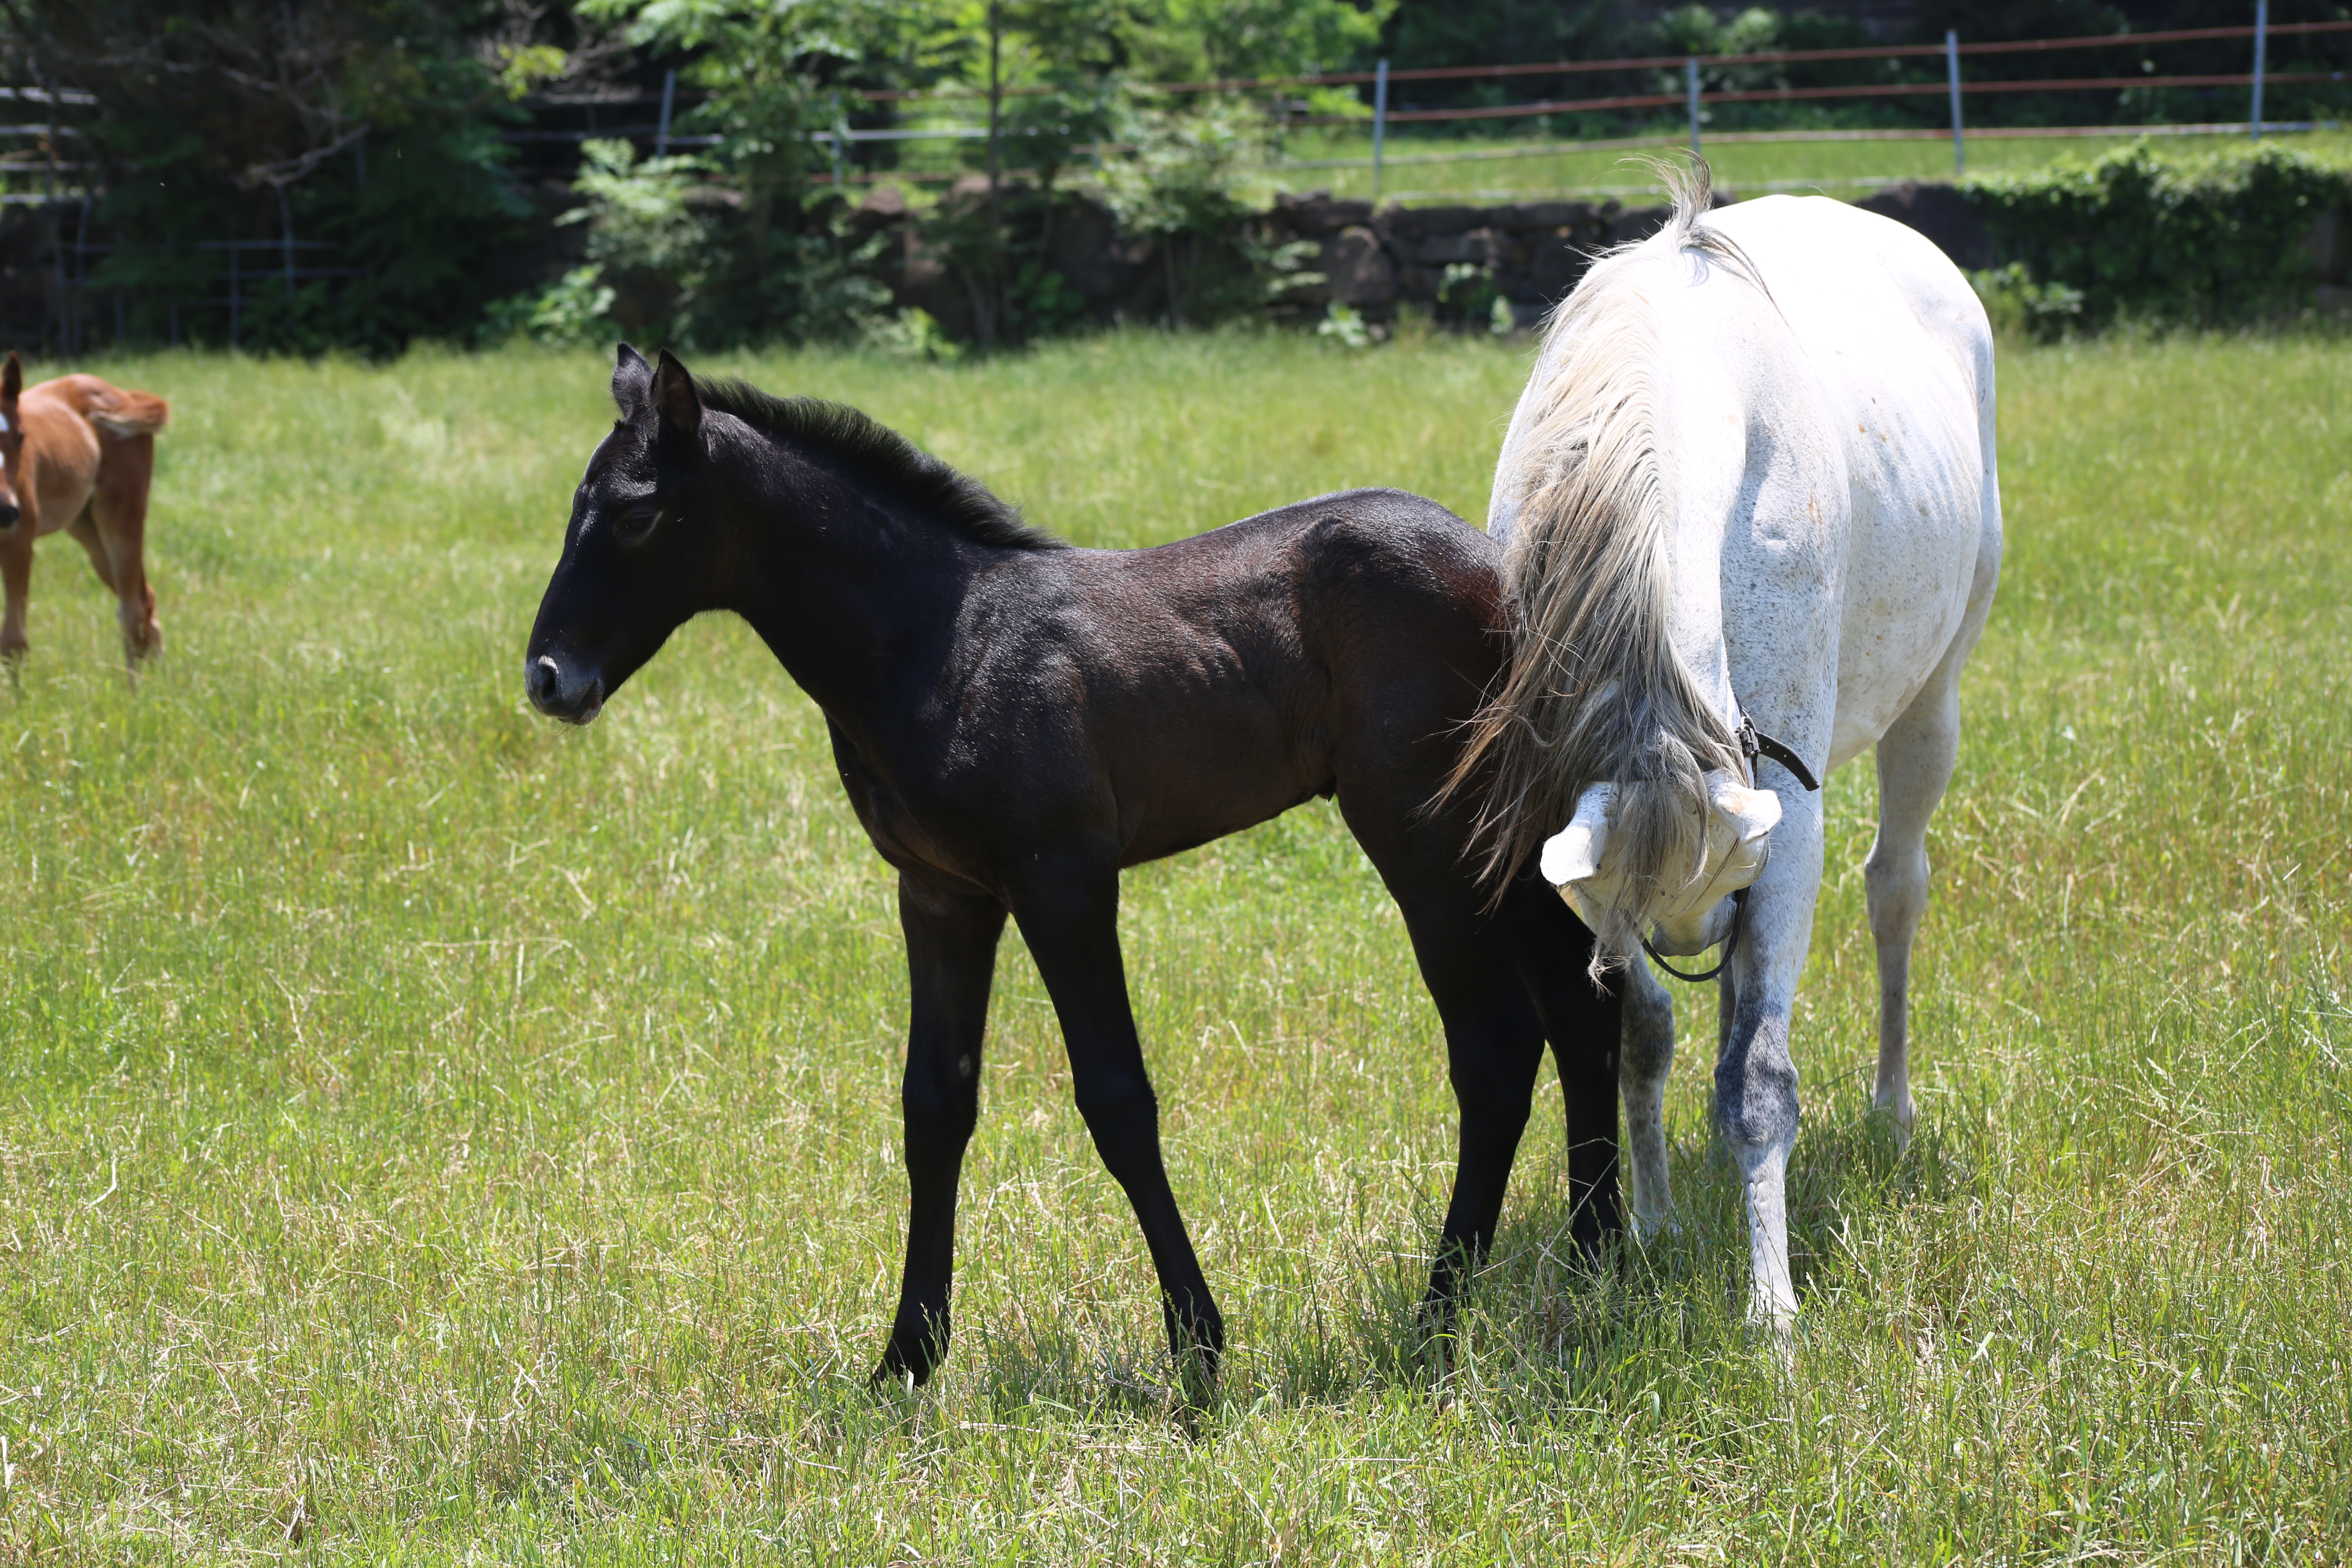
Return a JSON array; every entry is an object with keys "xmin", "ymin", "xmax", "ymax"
[{"xmin": 526, "ymin": 346, "xmax": 1621, "ymax": 1391}]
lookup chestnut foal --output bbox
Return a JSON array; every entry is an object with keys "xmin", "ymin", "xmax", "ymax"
[{"xmin": 0, "ymin": 352, "xmax": 169, "ymax": 664}]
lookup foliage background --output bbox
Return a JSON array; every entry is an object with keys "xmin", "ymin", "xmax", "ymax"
[{"xmin": 8, "ymin": 2, "xmax": 2348, "ymax": 353}]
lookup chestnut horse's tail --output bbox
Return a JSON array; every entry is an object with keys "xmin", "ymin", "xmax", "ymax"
[{"xmin": 84, "ymin": 383, "xmax": 169, "ymax": 439}]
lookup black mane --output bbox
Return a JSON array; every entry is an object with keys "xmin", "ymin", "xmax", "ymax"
[{"xmin": 696, "ymin": 378, "xmax": 1067, "ymax": 552}]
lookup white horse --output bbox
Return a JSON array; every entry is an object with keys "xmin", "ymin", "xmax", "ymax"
[{"xmin": 1462, "ymin": 163, "xmax": 2002, "ymax": 1327}]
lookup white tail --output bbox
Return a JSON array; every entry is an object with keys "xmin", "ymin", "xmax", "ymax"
[{"xmin": 1450, "ymin": 158, "xmax": 1755, "ymax": 969}]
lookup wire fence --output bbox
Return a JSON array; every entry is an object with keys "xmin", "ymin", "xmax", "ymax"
[{"xmin": 817, "ymin": 12, "xmax": 2351, "ymax": 193}]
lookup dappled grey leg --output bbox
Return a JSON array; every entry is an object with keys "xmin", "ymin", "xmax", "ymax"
[
  {"xmin": 1618, "ymin": 955, "xmax": 1677, "ymax": 1239},
  {"xmin": 1865, "ymin": 662, "xmax": 1964, "ymax": 1149},
  {"xmin": 1714, "ymin": 787, "xmax": 1824, "ymax": 1333}
]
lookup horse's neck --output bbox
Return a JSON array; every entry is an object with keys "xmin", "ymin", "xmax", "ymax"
[{"xmin": 723, "ymin": 453, "xmax": 980, "ymax": 726}]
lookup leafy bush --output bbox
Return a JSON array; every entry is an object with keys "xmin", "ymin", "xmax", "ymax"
[
  {"xmin": 1959, "ymin": 142, "xmax": 2352, "ymax": 328},
  {"xmin": 1967, "ymin": 263, "xmax": 2086, "ymax": 342},
  {"xmin": 494, "ymin": 139, "xmax": 893, "ymax": 350}
]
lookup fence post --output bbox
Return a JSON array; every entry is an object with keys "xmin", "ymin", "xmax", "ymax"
[
  {"xmin": 71, "ymin": 193, "xmax": 89, "ymax": 355},
  {"xmin": 278, "ymin": 185, "xmax": 294, "ymax": 303},
  {"xmin": 655, "ymin": 68, "xmax": 676, "ymax": 160},
  {"xmin": 2250, "ymin": 0, "xmax": 2268, "ymax": 140},
  {"xmin": 1371, "ymin": 58, "xmax": 1389, "ymax": 203},
  {"xmin": 49, "ymin": 200, "xmax": 66, "ymax": 353},
  {"xmin": 1686, "ymin": 56, "xmax": 1701, "ymax": 157},
  {"xmin": 1946, "ymin": 29, "xmax": 1964, "ymax": 176}
]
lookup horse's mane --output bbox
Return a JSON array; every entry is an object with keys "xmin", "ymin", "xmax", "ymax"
[
  {"xmin": 695, "ymin": 378, "xmax": 1067, "ymax": 552},
  {"xmin": 1448, "ymin": 157, "xmax": 1760, "ymax": 964}
]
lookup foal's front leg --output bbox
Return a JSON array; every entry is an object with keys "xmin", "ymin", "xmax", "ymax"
[
  {"xmin": 1008, "ymin": 853, "xmax": 1223, "ymax": 1392},
  {"xmin": 874, "ymin": 875, "xmax": 1007, "ymax": 1387},
  {"xmin": 0, "ymin": 523, "xmax": 33, "ymax": 660}
]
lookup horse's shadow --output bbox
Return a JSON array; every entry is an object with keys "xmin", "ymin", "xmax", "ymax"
[{"xmin": 944, "ymin": 1105, "xmax": 1971, "ymax": 1428}]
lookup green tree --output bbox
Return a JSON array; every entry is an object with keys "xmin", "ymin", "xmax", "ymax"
[{"xmin": 0, "ymin": 0, "xmax": 575, "ymax": 351}]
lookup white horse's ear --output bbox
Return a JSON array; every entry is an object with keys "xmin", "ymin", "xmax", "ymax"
[
  {"xmin": 1709, "ymin": 777, "xmax": 1782, "ymax": 845},
  {"xmin": 1539, "ymin": 784, "xmax": 1616, "ymax": 886}
]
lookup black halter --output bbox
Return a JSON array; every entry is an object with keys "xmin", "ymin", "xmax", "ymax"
[{"xmin": 1638, "ymin": 714, "xmax": 1820, "ymax": 984}]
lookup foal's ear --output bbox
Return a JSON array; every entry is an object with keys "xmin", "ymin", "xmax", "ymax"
[
  {"xmin": 611, "ymin": 343, "xmax": 652, "ymax": 412},
  {"xmin": 1, "ymin": 351, "xmax": 19, "ymax": 404},
  {"xmin": 651, "ymin": 348, "xmax": 702, "ymax": 441}
]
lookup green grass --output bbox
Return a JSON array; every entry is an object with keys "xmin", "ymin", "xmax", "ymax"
[
  {"xmin": 1260, "ymin": 125, "xmax": 2352, "ymax": 204},
  {"xmin": 0, "ymin": 325, "xmax": 2346, "ymax": 1562}
]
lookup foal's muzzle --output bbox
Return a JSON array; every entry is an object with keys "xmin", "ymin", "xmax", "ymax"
[{"xmin": 526, "ymin": 653, "xmax": 605, "ymax": 725}]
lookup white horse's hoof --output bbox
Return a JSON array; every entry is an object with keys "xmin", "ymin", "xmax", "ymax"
[{"xmin": 1746, "ymin": 1310, "xmax": 1798, "ymax": 1370}]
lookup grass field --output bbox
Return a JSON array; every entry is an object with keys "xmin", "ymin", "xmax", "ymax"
[
  {"xmin": 1259, "ymin": 125, "xmax": 2352, "ymax": 203},
  {"xmin": 0, "ymin": 324, "xmax": 2346, "ymax": 1562}
]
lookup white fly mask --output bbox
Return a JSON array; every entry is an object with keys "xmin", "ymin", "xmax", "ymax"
[{"xmin": 1538, "ymin": 772, "xmax": 1783, "ymax": 956}]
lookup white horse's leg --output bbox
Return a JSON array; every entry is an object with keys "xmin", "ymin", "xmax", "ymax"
[
  {"xmin": 1618, "ymin": 955, "xmax": 1676, "ymax": 1238},
  {"xmin": 1863, "ymin": 661, "xmax": 1963, "ymax": 1146},
  {"xmin": 1716, "ymin": 789, "xmax": 1825, "ymax": 1329}
]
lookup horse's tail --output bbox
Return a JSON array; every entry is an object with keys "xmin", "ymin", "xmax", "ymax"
[
  {"xmin": 84, "ymin": 383, "xmax": 169, "ymax": 439},
  {"xmin": 1449, "ymin": 159, "xmax": 1746, "ymax": 964}
]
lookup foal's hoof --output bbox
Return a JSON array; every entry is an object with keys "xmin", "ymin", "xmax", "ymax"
[
  {"xmin": 1173, "ymin": 1350, "xmax": 1220, "ymax": 1417},
  {"xmin": 869, "ymin": 1331, "xmax": 944, "ymax": 1393}
]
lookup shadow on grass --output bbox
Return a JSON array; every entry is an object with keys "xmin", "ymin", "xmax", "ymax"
[{"xmin": 929, "ymin": 1102, "xmax": 1982, "ymax": 1437}]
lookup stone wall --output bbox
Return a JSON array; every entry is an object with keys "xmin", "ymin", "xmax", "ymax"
[
  {"xmin": 1259, "ymin": 189, "xmax": 1688, "ymax": 327},
  {"xmin": 865, "ymin": 174, "xmax": 2351, "ymax": 338},
  {"xmin": 860, "ymin": 178, "xmax": 1704, "ymax": 338}
]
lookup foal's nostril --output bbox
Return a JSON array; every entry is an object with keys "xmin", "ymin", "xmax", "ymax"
[
  {"xmin": 0, "ymin": 504, "xmax": 18, "ymax": 530},
  {"xmin": 526, "ymin": 654, "xmax": 563, "ymax": 711}
]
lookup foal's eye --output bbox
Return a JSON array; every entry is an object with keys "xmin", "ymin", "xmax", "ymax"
[{"xmin": 611, "ymin": 508, "xmax": 660, "ymax": 546}]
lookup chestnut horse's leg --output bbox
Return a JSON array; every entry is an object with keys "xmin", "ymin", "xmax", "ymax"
[
  {"xmin": 1006, "ymin": 852, "xmax": 1223, "ymax": 1396},
  {"xmin": 874, "ymin": 874, "xmax": 1007, "ymax": 1388},
  {"xmin": 0, "ymin": 521, "xmax": 33, "ymax": 661},
  {"xmin": 87, "ymin": 432, "xmax": 160, "ymax": 662},
  {"xmin": 66, "ymin": 512, "xmax": 116, "ymax": 592}
]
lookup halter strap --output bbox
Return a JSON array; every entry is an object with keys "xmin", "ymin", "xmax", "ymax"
[
  {"xmin": 1736, "ymin": 712, "xmax": 1820, "ymax": 792},
  {"xmin": 1642, "ymin": 887, "xmax": 1749, "ymax": 983}
]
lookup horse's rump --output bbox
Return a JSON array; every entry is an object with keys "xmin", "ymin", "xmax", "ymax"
[{"xmin": 42, "ymin": 375, "xmax": 170, "ymax": 439}]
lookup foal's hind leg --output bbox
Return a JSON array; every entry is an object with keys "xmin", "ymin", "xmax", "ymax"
[
  {"xmin": 1413, "ymin": 931, "xmax": 1549, "ymax": 1318},
  {"xmin": 1863, "ymin": 656, "xmax": 1964, "ymax": 1147},
  {"xmin": 87, "ymin": 432, "xmax": 160, "ymax": 663},
  {"xmin": 1008, "ymin": 854, "xmax": 1223, "ymax": 1393},
  {"xmin": 874, "ymin": 874, "xmax": 1007, "ymax": 1387},
  {"xmin": 1401, "ymin": 876, "xmax": 1621, "ymax": 1325},
  {"xmin": 67, "ymin": 512, "xmax": 116, "ymax": 591}
]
